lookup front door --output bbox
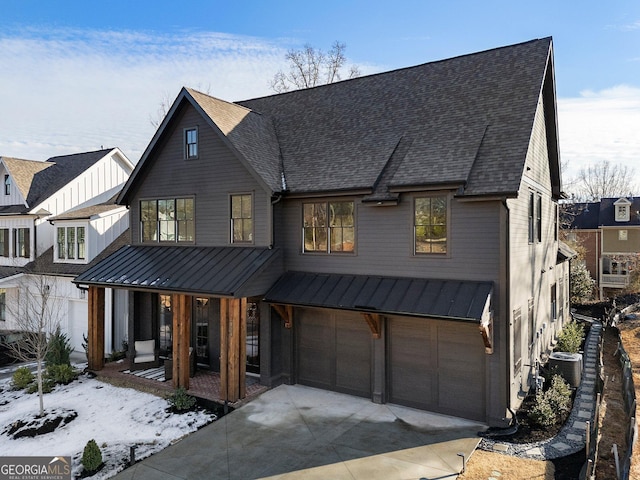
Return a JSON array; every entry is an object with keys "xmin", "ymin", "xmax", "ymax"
[{"xmin": 194, "ymin": 298, "xmax": 212, "ymax": 366}]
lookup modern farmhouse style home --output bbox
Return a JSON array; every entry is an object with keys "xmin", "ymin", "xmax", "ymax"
[
  {"xmin": 76, "ymin": 38, "xmax": 571, "ymax": 427},
  {"xmin": 0, "ymin": 149, "xmax": 133, "ymax": 353}
]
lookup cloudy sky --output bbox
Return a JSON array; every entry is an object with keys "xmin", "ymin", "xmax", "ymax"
[{"xmin": 1, "ymin": 0, "xmax": 639, "ymax": 188}]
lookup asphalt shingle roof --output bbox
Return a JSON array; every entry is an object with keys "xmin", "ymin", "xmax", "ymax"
[
  {"xmin": 122, "ymin": 38, "xmax": 556, "ymax": 201},
  {"xmin": 235, "ymin": 37, "xmax": 554, "ymax": 196},
  {"xmin": 564, "ymin": 197, "xmax": 640, "ymax": 229},
  {"xmin": 1, "ymin": 149, "xmax": 115, "ymax": 211}
]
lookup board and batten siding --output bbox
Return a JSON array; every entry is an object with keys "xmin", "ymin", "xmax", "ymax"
[
  {"xmin": 507, "ymin": 93, "xmax": 562, "ymax": 407},
  {"xmin": 278, "ymin": 193, "xmax": 502, "ymax": 283},
  {"xmin": 129, "ymin": 105, "xmax": 271, "ymax": 247}
]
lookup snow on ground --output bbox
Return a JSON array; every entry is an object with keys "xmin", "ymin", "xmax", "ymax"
[{"xmin": 0, "ymin": 372, "xmax": 216, "ymax": 479}]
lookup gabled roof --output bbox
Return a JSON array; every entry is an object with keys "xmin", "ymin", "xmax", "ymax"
[
  {"xmin": 24, "ymin": 230, "xmax": 131, "ymax": 277},
  {"xmin": 49, "ymin": 192, "xmax": 124, "ymax": 221},
  {"xmin": 120, "ymin": 37, "xmax": 559, "ymax": 202},
  {"xmin": 0, "ymin": 148, "xmax": 120, "ymax": 212}
]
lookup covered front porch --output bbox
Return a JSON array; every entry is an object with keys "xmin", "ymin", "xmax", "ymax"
[
  {"xmin": 75, "ymin": 244, "xmax": 283, "ymax": 404},
  {"xmin": 93, "ymin": 358, "xmax": 268, "ymax": 405}
]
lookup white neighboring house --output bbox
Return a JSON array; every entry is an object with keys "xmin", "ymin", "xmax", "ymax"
[{"xmin": 0, "ymin": 148, "xmax": 133, "ymax": 354}]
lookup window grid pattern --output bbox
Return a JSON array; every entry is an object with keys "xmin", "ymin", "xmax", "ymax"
[
  {"xmin": 231, "ymin": 194, "xmax": 253, "ymax": 243},
  {"xmin": 414, "ymin": 196, "xmax": 447, "ymax": 254},
  {"xmin": 141, "ymin": 198, "xmax": 194, "ymax": 243},
  {"xmin": 303, "ymin": 201, "xmax": 354, "ymax": 253}
]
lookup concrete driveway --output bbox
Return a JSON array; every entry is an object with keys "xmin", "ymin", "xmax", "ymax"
[{"xmin": 113, "ymin": 384, "xmax": 485, "ymax": 480}]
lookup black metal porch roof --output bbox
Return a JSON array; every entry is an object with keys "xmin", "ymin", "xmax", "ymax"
[
  {"xmin": 264, "ymin": 271, "xmax": 493, "ymax": 322},
  {"xmin": 73, "ymin": 245, "xmax": 282, "ymax": 297}
]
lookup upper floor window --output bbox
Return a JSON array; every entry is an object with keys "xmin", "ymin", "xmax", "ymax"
[
  {"xmin": 185, "ymin": 128, "xmax": 198, "ymax": 159},
  {"xmin": 0, "ymin": 229, "xmax": 8, "ymax": 257},
  {"xmin": 4, "ymin": 175, "xmax": 10, "ymax": 195},
  {"xmin": 0, "ymin": 289, "xmax": 5, "ymax": 321},
  {"xmin": 14, "ymin": 228, "xmax": 29, "ymax": 258},
  {"xmin": 528, "ymin": 191, "xmax": 542, "ymax": 244},
  {"xmin": 231, "ymin": 194, "xmax": 253, "ymax": 243},
  {"xmin": 303, "ymin": 201, "xmax": 355, "ymax": 253},
  {"xmin": 56, "ymin": 226, "xmax": 86, "ymax": 260},
  {"xmin": 141, "ymin": 198, "xmax": 194, "ymax": 243},
  {"xmin": 615, "ymin": 199, "xmax": 631, "ymax": 222},
  {"xmin": 414, "ymin": 196, "xmax": 447, "ymax": 254},
  {"xmin": 619, "ymin": 229, "xmax": 628, "ymax": 241}
]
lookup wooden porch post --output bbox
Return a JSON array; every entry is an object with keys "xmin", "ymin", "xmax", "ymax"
[
  {"xmin": 172, "ymin": 294, "xmax": 191, "ymax": 390},
  {"xmin": 88, "ymin": 286, "xmax": 105, "ymax": 371},
  {"xmin": 220, "ymin": 297, "xmax": 247, "ymax": 403}
]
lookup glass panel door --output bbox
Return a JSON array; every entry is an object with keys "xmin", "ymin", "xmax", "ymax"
[
  {"xmin": 195, "ymin": 298, "xmax": 210, "ymax": 365},
  {"xmin": 246, "ymin": 302, "xmax": 260, "ymax": 374},
  {"xmin": 159, "ymin": 294, "xmax": 172, "ymax": 357}
]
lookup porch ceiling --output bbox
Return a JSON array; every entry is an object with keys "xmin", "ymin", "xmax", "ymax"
[
  {"xmin": 264, "ymin": 271, "xmax": 493, "ymax": 322},
  {"xmin": 73, "ymin": 245, "xmax": 281, "ymax": 297}
]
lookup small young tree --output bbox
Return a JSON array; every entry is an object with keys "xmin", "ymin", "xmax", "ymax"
[
  {"xmin": 5, "ymin": 275, "xmax": 65, "ymax": 416},
  {"xmin": 570, "ymin": 260, "xmax": 596, "ymax": 304}
]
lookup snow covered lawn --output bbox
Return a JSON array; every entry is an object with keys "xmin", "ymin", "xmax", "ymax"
[{"xmin": 0, "ymin": 372, "xmax": 216, "ymax": 478}]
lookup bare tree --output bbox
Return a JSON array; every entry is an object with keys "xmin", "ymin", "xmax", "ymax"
[
  {"xmin": 6, "ymin": 275, "xmax": 65, "ymax": 416},
  {"xmin": 571, "ymin": 161, "xmax": 638, "ymax": 201},
  {"xmin": 149, "ymin": 83, "xmax": 212, "ymax": 128},
  {"xmin": 270, "ymin": 41, "xmax": 361, "ymax": 93}
]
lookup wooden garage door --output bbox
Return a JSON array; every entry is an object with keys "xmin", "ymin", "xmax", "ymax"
[
  {"xmin": 296, "ymin": 308, "xmax": 372, "ymax": 398},
  {"xmin": 388, "ymin": 317, "xmax": 485, "ymax": 421}
]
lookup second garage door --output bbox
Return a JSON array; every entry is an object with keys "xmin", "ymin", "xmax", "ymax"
[
  {"xmin": 296, "ymin": 308, "xmax": 372, "ymax": 398},
  {"xmin": 388, "ymin": 317, "xmax": 486, "ymax": 421}
]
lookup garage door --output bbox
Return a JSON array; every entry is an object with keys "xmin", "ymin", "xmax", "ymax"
[
  {"xmin": 388, "ymin": 317, "xmax": 485, "ymax": 421},
  {"xmin": 296, "ymin": 308, "xmax": 372, "ymax": 398}
]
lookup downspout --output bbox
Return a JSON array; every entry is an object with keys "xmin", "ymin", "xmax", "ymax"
[
  {"xmin": 501, "ymin": 197, "xmax": 513, "ymax": 425},
  {"xmin": 270, "ymin": 193, "xmax": 283, "ymax": 249}
]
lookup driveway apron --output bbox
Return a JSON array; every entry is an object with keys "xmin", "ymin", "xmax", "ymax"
[{"xmin": 113, "ymin": 384, "xmax": 484, "ymax": 480}]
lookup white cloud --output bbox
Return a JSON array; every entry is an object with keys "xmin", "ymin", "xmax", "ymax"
[
  {"xmin": 558, "ymin": 85, "xmax": 640, "ymax": 186},
  {"xmin": 0, "ymin": 28, "xmax": 289, "ymax": 162}
]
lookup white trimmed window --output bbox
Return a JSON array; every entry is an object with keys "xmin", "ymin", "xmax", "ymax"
[
  {"xmin": 57, "ymin": 226, "xmax": 86, "ymax": 260},
  {"xmin": 615, "ymin": 198, "xmax": 631, "ymax": 222}
]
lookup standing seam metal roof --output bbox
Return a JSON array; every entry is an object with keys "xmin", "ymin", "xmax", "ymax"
[
  {"xmin": 264, "ymin": 271, "xmax": 493, "ymax": 322},
  {"xmin": 73, "ymin": 245, "xmax": 282, "ymax": 297}
]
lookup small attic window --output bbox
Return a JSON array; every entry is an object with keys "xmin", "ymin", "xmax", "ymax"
[
  {"xmin": 184, "ymin": 127, "xmax": 198, "ymax": 159},
  {"xmin": 4, "ymin": 175, "xmax": 10, "ymax": 195},
  {"xmin": 614, "ymin": 198, "xmax": 631, "ymax": 222}
]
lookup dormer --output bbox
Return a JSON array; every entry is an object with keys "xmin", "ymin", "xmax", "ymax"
[{"xmin": 614, "ymin": 197, "xmax": 631, "ymax": 222}]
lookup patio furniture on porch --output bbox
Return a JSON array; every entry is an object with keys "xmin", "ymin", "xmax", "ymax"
[
  {"xmin": 130, "ymin": 339, "xmax": 160, "ymax": 370},
  {"xmin": 164, "ymin": 347, "xmax": 196, "ymax": 381}
]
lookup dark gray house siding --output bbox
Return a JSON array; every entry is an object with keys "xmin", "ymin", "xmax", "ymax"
[
  {"xmin": 277, "ymin": 194, "xmax": 501, "ymax": 282},
  {"xmin": 78, "ymin": 38, "xmax": 569, "ymax": 427},
  {"xmin": 128, "ymin": 105, "xmax": 271, "ymax": 247}
]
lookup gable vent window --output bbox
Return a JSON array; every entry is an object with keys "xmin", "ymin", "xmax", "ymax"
[
  {"xmin": 4, "ymin": 175, "xmax": 10, "ymax": 195},
  {"xmin": 185, "ymin": 127, "xmax": 198, "ymax": 159}
]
